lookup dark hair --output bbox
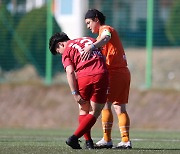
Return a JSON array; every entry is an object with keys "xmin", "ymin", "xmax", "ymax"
[
  {"xmin": 85, "ymin": 9, "xmax": 106, "ymax": 25},
  {"xmin": 49, "ymin": 32, "xmax": 70, "ymax": 55}
]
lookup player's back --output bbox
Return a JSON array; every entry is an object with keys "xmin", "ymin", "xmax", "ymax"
[{"xmin": 62, "ymin": 37, "xmax": 107, "ymax": 78}]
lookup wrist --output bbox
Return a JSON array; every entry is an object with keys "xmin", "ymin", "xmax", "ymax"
[
  {"xmin": 72, "ymin": 90, "xmax": 79, "ymax": 95},
  {"xmin": 91, "ymin": 43, "xmax": 96, "ymax": 50}
]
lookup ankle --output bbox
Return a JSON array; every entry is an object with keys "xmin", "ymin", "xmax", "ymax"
[{"xmin": 122, "ymin": 136, "xmax": 129, "ymax": 142}]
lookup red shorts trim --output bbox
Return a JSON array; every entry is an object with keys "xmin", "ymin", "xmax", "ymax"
[{"xmin": 77, "ymin": 73, "xmax": 108, "ymax": 104}]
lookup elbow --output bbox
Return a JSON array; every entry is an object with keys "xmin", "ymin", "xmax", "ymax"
[
  {"xmin": 104, "ymin": 35, "xmax": 111, "ymax": 42},
  {"xmin": 66, "ymin": 69, "xmax": 74, "ymax": 76},
  {"xmin": 65, "ymin": 65, "xmax": 74, "ymax": 75}
]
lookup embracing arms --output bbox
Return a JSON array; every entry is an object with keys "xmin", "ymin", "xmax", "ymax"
[{"xmin": 81, "ymin": 35, "xmax": 111, "ymax": 61}]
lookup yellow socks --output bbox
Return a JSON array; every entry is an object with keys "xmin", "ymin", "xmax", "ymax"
[
  {"xmin": 118, "ymin": 112, "xmax": 130, "ymax": 142},
  {"xmin": 102, "ymin": 109, "xmax": 113, "ymax": 142},
  {"xmin": 101, "ymin": 110, "xmax": 130, "ymax": 142}
]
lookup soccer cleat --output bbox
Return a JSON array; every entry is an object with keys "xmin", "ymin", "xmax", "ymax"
[
  {"xmin": 94, "ymin": 138, "xmax": 113, "ymax": 149},
  {"xmin": 84, "ymin": 139, "xmax": 94, "ymax": 149},
  {"xmin": 66, "ymin": 135, "xmax": 82, "ymax": 149},
  {"xmin": 116, "ymin": 141, "xmax": 132, "ymax": 149}
]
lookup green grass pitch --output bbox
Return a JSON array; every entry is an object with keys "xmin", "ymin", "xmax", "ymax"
[{"xmin": 0, "ymin": 128, "xmax": 179, "ymax": 154}]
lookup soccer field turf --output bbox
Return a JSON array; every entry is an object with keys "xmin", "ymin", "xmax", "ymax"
[{"xmin": 0, "ymin": 128, "xmax": 179, "ymax": 154}]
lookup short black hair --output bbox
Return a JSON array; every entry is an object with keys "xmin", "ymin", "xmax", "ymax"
[
  {"xmin": 85, "ymin": 9, "xmax": 106, "ymax": 25},
  {"xmin": 49, "ymin": 32, "xmax": 70, "ymax": 55}
]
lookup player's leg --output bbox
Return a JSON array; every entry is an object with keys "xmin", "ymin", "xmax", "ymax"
[
  {"xmin": 66, "ymin": 75, "xmax": 93, "ymax": 149},
  {"xmin": 113, "ymin": 103, "xmax": 132, "ymax": 149},
  {"xmin": 102, "ymin": 102, "xmax": 113, "ymax": 142},
  {"xmin": 67, "ymin": 101, "xmax": 104, "ymax": 149},
  {"xmin": 112, "ymin": 69, "xmax": 131, "ymax": 149},
  {"xmin": 86, "ymin": 73, "xmax": 109, "ymax": 149},
  {"xmin": 66, "ymin": 102, "xmax": 91, "ymax": 149},
  {"xmin": 66, "ymin": 73, "xmax": 108, "ymax": 149},
  {"xmin": 78, "ymin": 102, "xmax": 92, "ymax": 141},
  {"xmin": 95, "ymin": 102, "xmax": 113, "ymax": 148},
  {"xmin": 95, "ymin": 72, "xmax": 116, "ymax": 149}
]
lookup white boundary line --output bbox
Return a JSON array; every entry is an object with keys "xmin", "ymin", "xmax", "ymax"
[
  {"xmin": 93, "ymin": 138, "xmax": 180, "ymax": 142},
  {"xmin": 1, "ymin": 136, "xmax": 180, "ymax": 142}
]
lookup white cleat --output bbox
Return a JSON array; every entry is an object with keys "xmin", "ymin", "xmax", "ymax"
[
  {"xmin": 116, "ymin": 141, "xmax": 132, "ymax": 149},
  {"xmin": 95, "ymin": 138, "xmax": 113, "ymax": 149}
]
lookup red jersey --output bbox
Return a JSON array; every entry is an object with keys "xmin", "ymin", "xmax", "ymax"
[
  {"xmin": 97, "ymin": 25, "xmax": 128, "ymax": 72},
  {"xmin": 62, "ymin": 37, "xmax": 107, "ymax": 78}
]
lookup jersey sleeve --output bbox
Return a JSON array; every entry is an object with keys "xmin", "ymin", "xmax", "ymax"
[
  {"xmin": 62, "ymin": 49, "xmax": 74, "ymax": 70},
  {"xmin": 100, "ymin": 27, "xmax": 112, "ymax": 38}
]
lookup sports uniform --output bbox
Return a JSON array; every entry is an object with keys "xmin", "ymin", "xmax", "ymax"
[
  {"xmin": 49, "ymin": 32, "xmax": 109, "ymax": 149},
  {"xmin": 84, "ymin": 8, "xmax": 132, "ymax": 149},
  {"xmin": 62, "ymin": 37, "xmax": 108, "ymax": 104},
  {"xmin": 97, "ymin": 25, "xmax": 131, "ymax": 104},
  {"xmin": 96, "ymin": 25, "xmax": 132, "ymax": 148},
  {"xmin": 95, "ymin": 25, "xmax": 131, "ymax": 149}
]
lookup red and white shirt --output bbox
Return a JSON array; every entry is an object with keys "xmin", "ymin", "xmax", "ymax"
[{"xmin": 62, "ymin": 37, "xmax": 107, "ymax": 78}]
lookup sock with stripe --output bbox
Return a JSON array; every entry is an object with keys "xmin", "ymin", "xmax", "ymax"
[
  {"xmin": 102, "ymin": 109, "xmax": 113, "ymax": 142},
  {"xmin": 118, "ymin": 112, "xmax": 130, "ymax": 142}
]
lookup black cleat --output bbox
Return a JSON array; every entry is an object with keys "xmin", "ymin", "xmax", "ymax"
[
  {"xmin": 84, "ymin": 139, "xmax": 94, "ymax": 149},
  {"xmin": 66, "ymin": 135, "xmax": 82, "ymax": 149}
]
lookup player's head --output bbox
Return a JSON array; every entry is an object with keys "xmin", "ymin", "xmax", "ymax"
[
  {"xmin": 49, "ymin": 32, "xmax": 70, "ymax": 55},
  {"xmin": 85, "ymin": 9, "xmax": 106, "ymax": 25}
]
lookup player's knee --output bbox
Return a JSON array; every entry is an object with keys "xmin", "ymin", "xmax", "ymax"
[{"xmin": 89, "ymin": 111, "xmax": 101, "ymax": 119}]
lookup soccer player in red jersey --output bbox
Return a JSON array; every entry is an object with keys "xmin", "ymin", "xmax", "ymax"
[
  {"xmin": 82, "ymin": 9, "xmax": 132, "ymax": 149},
  {"xmin": 49, "ymin": 32, "xmax": 108, "ymax": 149}
]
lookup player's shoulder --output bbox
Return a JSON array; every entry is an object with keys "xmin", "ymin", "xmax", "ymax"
[
  {"xmin": 84, "ymin": 37, "xmax": 95, "ymax": 41},
  {"xmin": 100, "ymin": 25, "xmax": 115, "ymax": 32},
  {"xmin": 72, "ymin": 37, "xmax": 94, "ymax": 41},
  {"xmin": 76, "ymin": 37, "xmax": 96, "ymax": 43}
]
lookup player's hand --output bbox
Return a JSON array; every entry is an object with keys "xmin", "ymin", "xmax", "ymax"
[
  {"xmin": 73, "ymin": 94, "xmax": 86, "ymax": 105},
  {"xmin": 81, "ymin": 45, "xmax": 92, "ymax": 61}
]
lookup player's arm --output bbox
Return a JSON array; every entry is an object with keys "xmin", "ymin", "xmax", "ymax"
[
  {"xmin": 81, "ymin": 29, "xmax": 111, "ymax": 61},
  {"xmin": 93, "ymin": 34, "xmax": 111, "ymax": 48},
  {"xmin": 65, "ymin": 65, "xmax": 86, "ymax": 104}
]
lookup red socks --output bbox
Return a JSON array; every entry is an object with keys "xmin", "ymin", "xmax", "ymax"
[
  {"xmin": 79, "ymin": 115, "xmax": 91, "ymax": 140},
  {"xmin": 74, "ymin": 114, "xmax": 96, "ymax": 138}
]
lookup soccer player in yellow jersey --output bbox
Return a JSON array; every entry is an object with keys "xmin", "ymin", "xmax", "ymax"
[{"xmin": 82, "ymin": 9, "xmax": 132, "ymax": 149}]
